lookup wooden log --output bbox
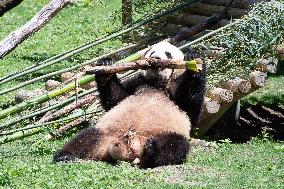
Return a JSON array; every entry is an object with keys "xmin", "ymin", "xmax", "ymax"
[
  {"xmin": 249, "ymin": 71, "xmax": 267, "ymax": 87},
  {"xmin": 195, "ymin": 103, "xmax": 233, "ymax": 136},
  {"xmin": 207, "ymin": 88, "xmax": 233, "ymax": 103},
  {"xmin": 201, "ymin": 0, "xmax": 265, "ymax": 9},
  {"xmin": 223, "ymin": 78, "xmax": 251, "ymax": 94},
  {"xmin": 185, "ymin": 3, "xmax": 247, "ymax": 18},
  {"xmin": 202, "ymin": 97, "xmax": 220, "ymax": 114},
  {"xmin": 196, "ymin": 70, "xmax": 268, "ymax": 136},
  {"xmin": 256, "ymin": 58, "xmax": 278, "ymax": 73},
  {"xmin": 172, "ymin": 13, "xmax": 229, "ymax": 28}
]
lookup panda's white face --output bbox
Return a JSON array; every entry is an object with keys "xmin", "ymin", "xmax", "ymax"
[
  {"xmin": 143, "ymin": 41, "xmax": 184, "ymax": 81},
  {"xmin": 144, "ymin": 41, "xmax": 184, "ymax": 60}
]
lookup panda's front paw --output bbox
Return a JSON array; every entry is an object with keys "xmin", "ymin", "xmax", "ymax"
[
  {"xmin": 96, "ymin": 57, "xmax": 114, "ymax": 66},
  {"xmin": 183, "ymin": 48, "xmax": 201, "ymax": 61}
]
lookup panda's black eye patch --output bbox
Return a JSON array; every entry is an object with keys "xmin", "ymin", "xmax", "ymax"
[
  {"xmin": 150, "ymin": 51, "xmax": 156, "ymax": 57},
  {"xmin": 165, "ymin": 51, "xmax": 173, "ymax": 59}
]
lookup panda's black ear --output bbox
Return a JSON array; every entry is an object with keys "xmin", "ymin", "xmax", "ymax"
[{"xmin": 182, "ymin": 48, "xmax": 200, "ymax": 61}]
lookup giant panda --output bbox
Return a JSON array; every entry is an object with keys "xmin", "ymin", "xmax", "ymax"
[{"xmin": 53, "ymin": 41, "xmax": 206, "ymax": 168}]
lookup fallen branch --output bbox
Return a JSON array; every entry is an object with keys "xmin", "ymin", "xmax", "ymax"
[{"xmin": 0, "ymin": 0, "xmax": 71, "ymax": 58}]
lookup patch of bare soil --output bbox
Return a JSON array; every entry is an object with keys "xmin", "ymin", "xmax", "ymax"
[{"xmin": 206, "ymin": 105, "xmax": 284, "ymax": 142}]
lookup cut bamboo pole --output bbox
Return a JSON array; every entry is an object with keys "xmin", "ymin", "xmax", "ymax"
[
  {"xmin": 207, "ymin": 88, "xmax": 234, "ymax": 103},
  {"xmin": 0, "ymin": 109, "xmax": 102, "ymax": 144},
  {"xmin": 0, "ymin": 88, "xmax": 98, "ymax": 130},
  {"xmin": 0, "ymin": 75, "xmax": 96, "ymax": 119},
  {"xmin": 256, "ymin": 58, "xmax": 278, "ymax": 73},
  {"xmin": 223, "ymin": 78, "xmax": 252, "ymax": 94},
  {"xmin": 249, "ymin": 71, "xmax": 267, "ymax": 87},
  {"xmin": 0, "ymin": 44, "xmax": 142, "ymax": 96},
  {"xmin": 37, "ymin": 94, "xmax": 97, "ymax": 123},
  {"xmin": 202, "ymin": 97, "xmax": 220, "ymax": 114}
]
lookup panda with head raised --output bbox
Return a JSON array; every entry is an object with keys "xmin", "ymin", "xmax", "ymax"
[{"xmin": 53, "ymin": 41, "xmax": 206, "ymax": 168}]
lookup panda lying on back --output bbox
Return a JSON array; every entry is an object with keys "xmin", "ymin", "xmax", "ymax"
[{"xmin": 54, "ymin": 42, "xmax": 206, "ymax": 168}]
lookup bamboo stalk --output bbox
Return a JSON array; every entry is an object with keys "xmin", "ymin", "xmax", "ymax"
[
  {"xmin": 0, "ymin": 88, "xmax": 98, "ymax": 130},
  {"xmin": 37, "ymin": 94, "xmax": 97, "ymax": 123},
  {"xmin": 85, "ymin": 58, "xmax": 203, "ymax": 74},
  {"xmin": 0, "ymin": 44, "xmax": 140, "ymax": 95},
  {"xmin": 0, "ymin": 0, "xmax": 199, "ymax": 85},
  {"xmin": 0, "ymin": 110, "xmax": 102, "ymax": 144},
  {"xmin": 0, "ymin": 75, "xmax": 98, "ymax": 119}
]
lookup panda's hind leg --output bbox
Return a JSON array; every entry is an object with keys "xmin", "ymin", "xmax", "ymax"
[
  {"xmin": 53, "ymin": 127, "xmax": 111, "ymax": 163},
  {"xmin": 140, "ymin": 133, "xmax": 189, "ymax": 168}
]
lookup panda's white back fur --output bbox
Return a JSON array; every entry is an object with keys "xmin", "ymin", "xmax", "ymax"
[{"xmin": 143, "ymin": 42, "xmax": 184, "ymax": 81}]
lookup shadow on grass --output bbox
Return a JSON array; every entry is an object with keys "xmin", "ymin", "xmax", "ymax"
[{"xmin": 206, "ymin": 104, "xmax": 284, "ymax": 143}]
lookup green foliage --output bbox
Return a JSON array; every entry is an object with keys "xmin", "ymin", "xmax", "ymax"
[{"xmin": 192, "ymin": 1, "xmax": 284, "ymax": 88}]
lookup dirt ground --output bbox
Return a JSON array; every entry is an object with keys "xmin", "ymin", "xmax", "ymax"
[{"xmin": 206, "ymin": 104, "xmax": 284, "ymax": 142}]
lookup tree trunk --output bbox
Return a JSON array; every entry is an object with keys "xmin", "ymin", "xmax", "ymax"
[
  {"xmin": 0, "ymin": 0, "xmax": 23, "ymax": 16},
  {"xmin": 0, "ymin": 0, "xmax": 71, "ymax": 59}
]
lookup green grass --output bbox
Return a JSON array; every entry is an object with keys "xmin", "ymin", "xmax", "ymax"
[
  {"xmin": 1, "ymin": 134, "xmax": 284, "ymax": 188},
  {"xmin": 0, "ymin": 0, "xmax": 284, "ymax": 188}
]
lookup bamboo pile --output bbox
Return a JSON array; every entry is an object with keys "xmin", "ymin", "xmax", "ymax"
[{"xmin": 196, "ymin": 59, "xmax": 276, "ymax": 136}]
